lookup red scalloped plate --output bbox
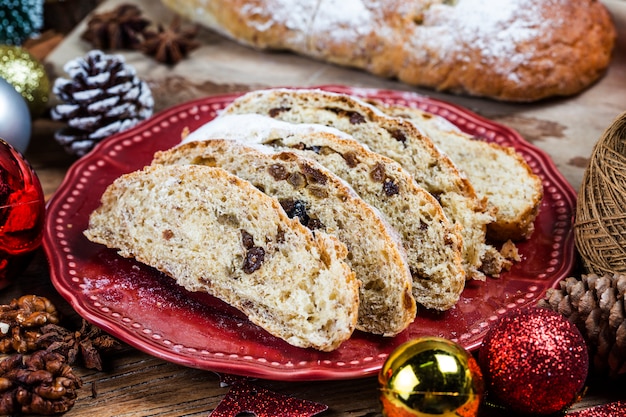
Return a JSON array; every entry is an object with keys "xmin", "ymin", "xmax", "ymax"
[{"xmin": 43, "ymin": 86, "xmax": 577, "ymax": 381}]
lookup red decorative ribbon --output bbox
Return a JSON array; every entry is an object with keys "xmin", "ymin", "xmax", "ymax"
[
  {"xmin": 209, "ymin": 379, "xmax": 327, "ymax": 417},
  {"xmin": 567, "ymin": 401, "xmax": 626, "ymax": 417}
]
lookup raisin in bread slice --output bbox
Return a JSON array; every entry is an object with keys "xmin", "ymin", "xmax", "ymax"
[
  {"xmin": 84, "ymin": 164, "xmax": 359, "ymax": 351},
  {"xmin": 372, "ymin": 101, "xmax": 543, "ymax": 242},
  {"xmin": 153, "ymin": 140, "xmax": 416, "ymax": 336},
  {"xmin": 223, "ymin": 88, "xmax": 499, "ymax": 280},
  {"xmin": 183, "ymin": 113, "xmax": 465, "ymax": 310}
]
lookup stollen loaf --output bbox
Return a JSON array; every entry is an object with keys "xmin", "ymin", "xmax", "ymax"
[
  {"xmin": 84, "ymin": 164, "xmax": 360, "ymax": 351},
  {"xmin": 182, "ymin": 113, "xmax": 466, "ymax": 310},
  {"xmin": 153, "ymin": 140, "xmax": 417, "ymax": 336},
  {"xmin": 160, "ymin": 0, "xmax": 616, "ymax": 102},
  {"xmin": 373, "ymin": 101, "xmax": 544, "ymax": 242},
  {"xmin": 222, "ymin": 88, "xmax": 500, "ymax": 280}
]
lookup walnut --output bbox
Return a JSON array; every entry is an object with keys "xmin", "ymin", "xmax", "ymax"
[
  {"xmin": 0, "ymin": 350, "xmax": 82, "ymax": 415},
  {"xmin": 0, "ymin": 296, "xmax": 60, "ymax": 354},
  {"xmin": 0, "ymin": 296, "xmax": 119, "ymax": 371}
]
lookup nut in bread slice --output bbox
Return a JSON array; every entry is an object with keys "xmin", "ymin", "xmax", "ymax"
[{"xmin": 84, "ymin": 164, "xmax": 359, "ymax": 351}]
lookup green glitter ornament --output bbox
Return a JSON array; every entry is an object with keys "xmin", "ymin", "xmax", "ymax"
[
  {"xmin": 0, "ymin": 0, "xmax": 44, "ymax": 46},
  {"xmin": 0, "ymin": 45, "xmax": 50, "ymax": 117}
]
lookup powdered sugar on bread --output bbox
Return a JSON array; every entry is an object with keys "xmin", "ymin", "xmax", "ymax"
[{"xmin": 162, "ymin": 0, "xmax": 615, "ymax": 101}]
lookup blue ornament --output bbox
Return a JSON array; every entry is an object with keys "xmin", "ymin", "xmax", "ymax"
[{"xmin": 0, "ymin": 77, "xmax": 31, "ymax": 153}]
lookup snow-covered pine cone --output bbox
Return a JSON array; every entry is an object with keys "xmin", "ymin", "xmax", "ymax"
[{"xmin": 51, "ymin": 50, "xmax": 154, "ymax": 156}]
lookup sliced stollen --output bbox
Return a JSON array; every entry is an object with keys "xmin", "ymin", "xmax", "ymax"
[
  {"xmin": 183, "ymin": 113, "xmax": 465, "ymax": 310},
  {"xmin": 84, "ymin": 164, "xmax": 360, "ymax": 352},
  {"xmin": 222, "ymin": 88, "xmax": 499, "ymax": 280},
  {"xmin": 153, "ymin": 140, "xmax": 416, "ymax": 336},
  {"xmin": 372, "ymin": 101, "xmax": 544, "ymax": 242}
]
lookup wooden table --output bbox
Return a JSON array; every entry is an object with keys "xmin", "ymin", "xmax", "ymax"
[{"xmin": 7, "ymin": 0, "xmax": 626, "ymax": 415}]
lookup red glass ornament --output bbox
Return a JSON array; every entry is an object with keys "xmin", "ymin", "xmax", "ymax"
[
  {"xmin": 0, "ymin": 138, "xmax": 45, "ymax": 288},
  {"xmin": 478, "ymin": 307, "xmax": 588, "ymax": 415}
]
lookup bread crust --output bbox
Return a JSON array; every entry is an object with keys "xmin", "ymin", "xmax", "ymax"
[
  {"xmin": 160, "ymin": 0, "xmax": 616, "ymax": 101},
  {"xmin": 374, "ymin": 101, "xmax": 544, "ymax": 241}
]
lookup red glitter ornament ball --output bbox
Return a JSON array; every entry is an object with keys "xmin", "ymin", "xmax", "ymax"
[{"xmin": 478, "ymin": 307, "xmax": 588, "ymax": 415}]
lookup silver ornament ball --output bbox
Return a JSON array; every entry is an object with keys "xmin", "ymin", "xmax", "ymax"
[{"xmin": 0, "ymin": 77, "xmax": 31, "ymax": 154}]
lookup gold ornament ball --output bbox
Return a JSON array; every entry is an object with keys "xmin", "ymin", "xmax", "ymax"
[
  {"xmin": 0, "ymin": 45, "xmax": 50, "ymax": 118},
  {"xmin": 379, "ymin": 337, "xmax": 484, "ymax": 417}
]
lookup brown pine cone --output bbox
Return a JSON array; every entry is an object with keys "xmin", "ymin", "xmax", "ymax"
[
  {"xmin": 539, "ymin": 273, "xmax": 626, "ymax": 376},
  {"xmin": 81, "ymin": 3, "xmax": 150, "ymax": 50},
  {"xmin": 51, "ymin": 50, "xmax": 154, "ymax": 156},
  {"xmin": 0, "ymin": 295, "xmax": 60, "ymax": 354},
  {"xmin": 0, "ymin": 350, "xmax": 82, "ymax": 415}
]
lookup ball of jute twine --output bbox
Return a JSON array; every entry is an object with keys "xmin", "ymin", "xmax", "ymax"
[{"xmin": 575, "ymin": 111, "xmax": 626, "ymax": 275}]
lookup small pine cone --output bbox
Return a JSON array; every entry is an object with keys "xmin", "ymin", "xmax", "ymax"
[
  {"xmin": 539, "ymin": 273, "xmax": 626, "ymax": 376},
  {"xmin": 51, "ymin": 50, "xmax": 154, "ymax": 156}
]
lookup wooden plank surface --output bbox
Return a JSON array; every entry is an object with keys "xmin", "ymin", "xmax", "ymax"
[{"xmin": 9, "ymin": 0, "xmax": 626, "ymax": 415}]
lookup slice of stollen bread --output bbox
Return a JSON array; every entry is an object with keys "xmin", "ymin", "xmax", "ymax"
[
  {"xmin": 222, "ymin": 88, "xmax": 500, "ymax": 280},
  {"xmin": 84, "ymin": 164, "xmax": 360, "ymax": 351},
  {"xmin": 182, "ymin": 113, "xmax": 465, "ymax": 310},
  {"xmin": 372, "ymin": 101, "xmax": 543, "ymax": 242},
  {"xmin": 153, "ymin": 140, "xmax": 416, "ymax": 336}
]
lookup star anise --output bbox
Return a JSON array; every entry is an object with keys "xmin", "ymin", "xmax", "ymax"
[
  {"xmin": 140, "ymin": 17, "xmax": 200, "ymax": 65},
  {"xmin": 36, "ymin": 320, "xmax": 120, "ymax": 371},
  {"xmin": 81, "ymin": 3, "xmax": 151, "ymax": 50}
]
